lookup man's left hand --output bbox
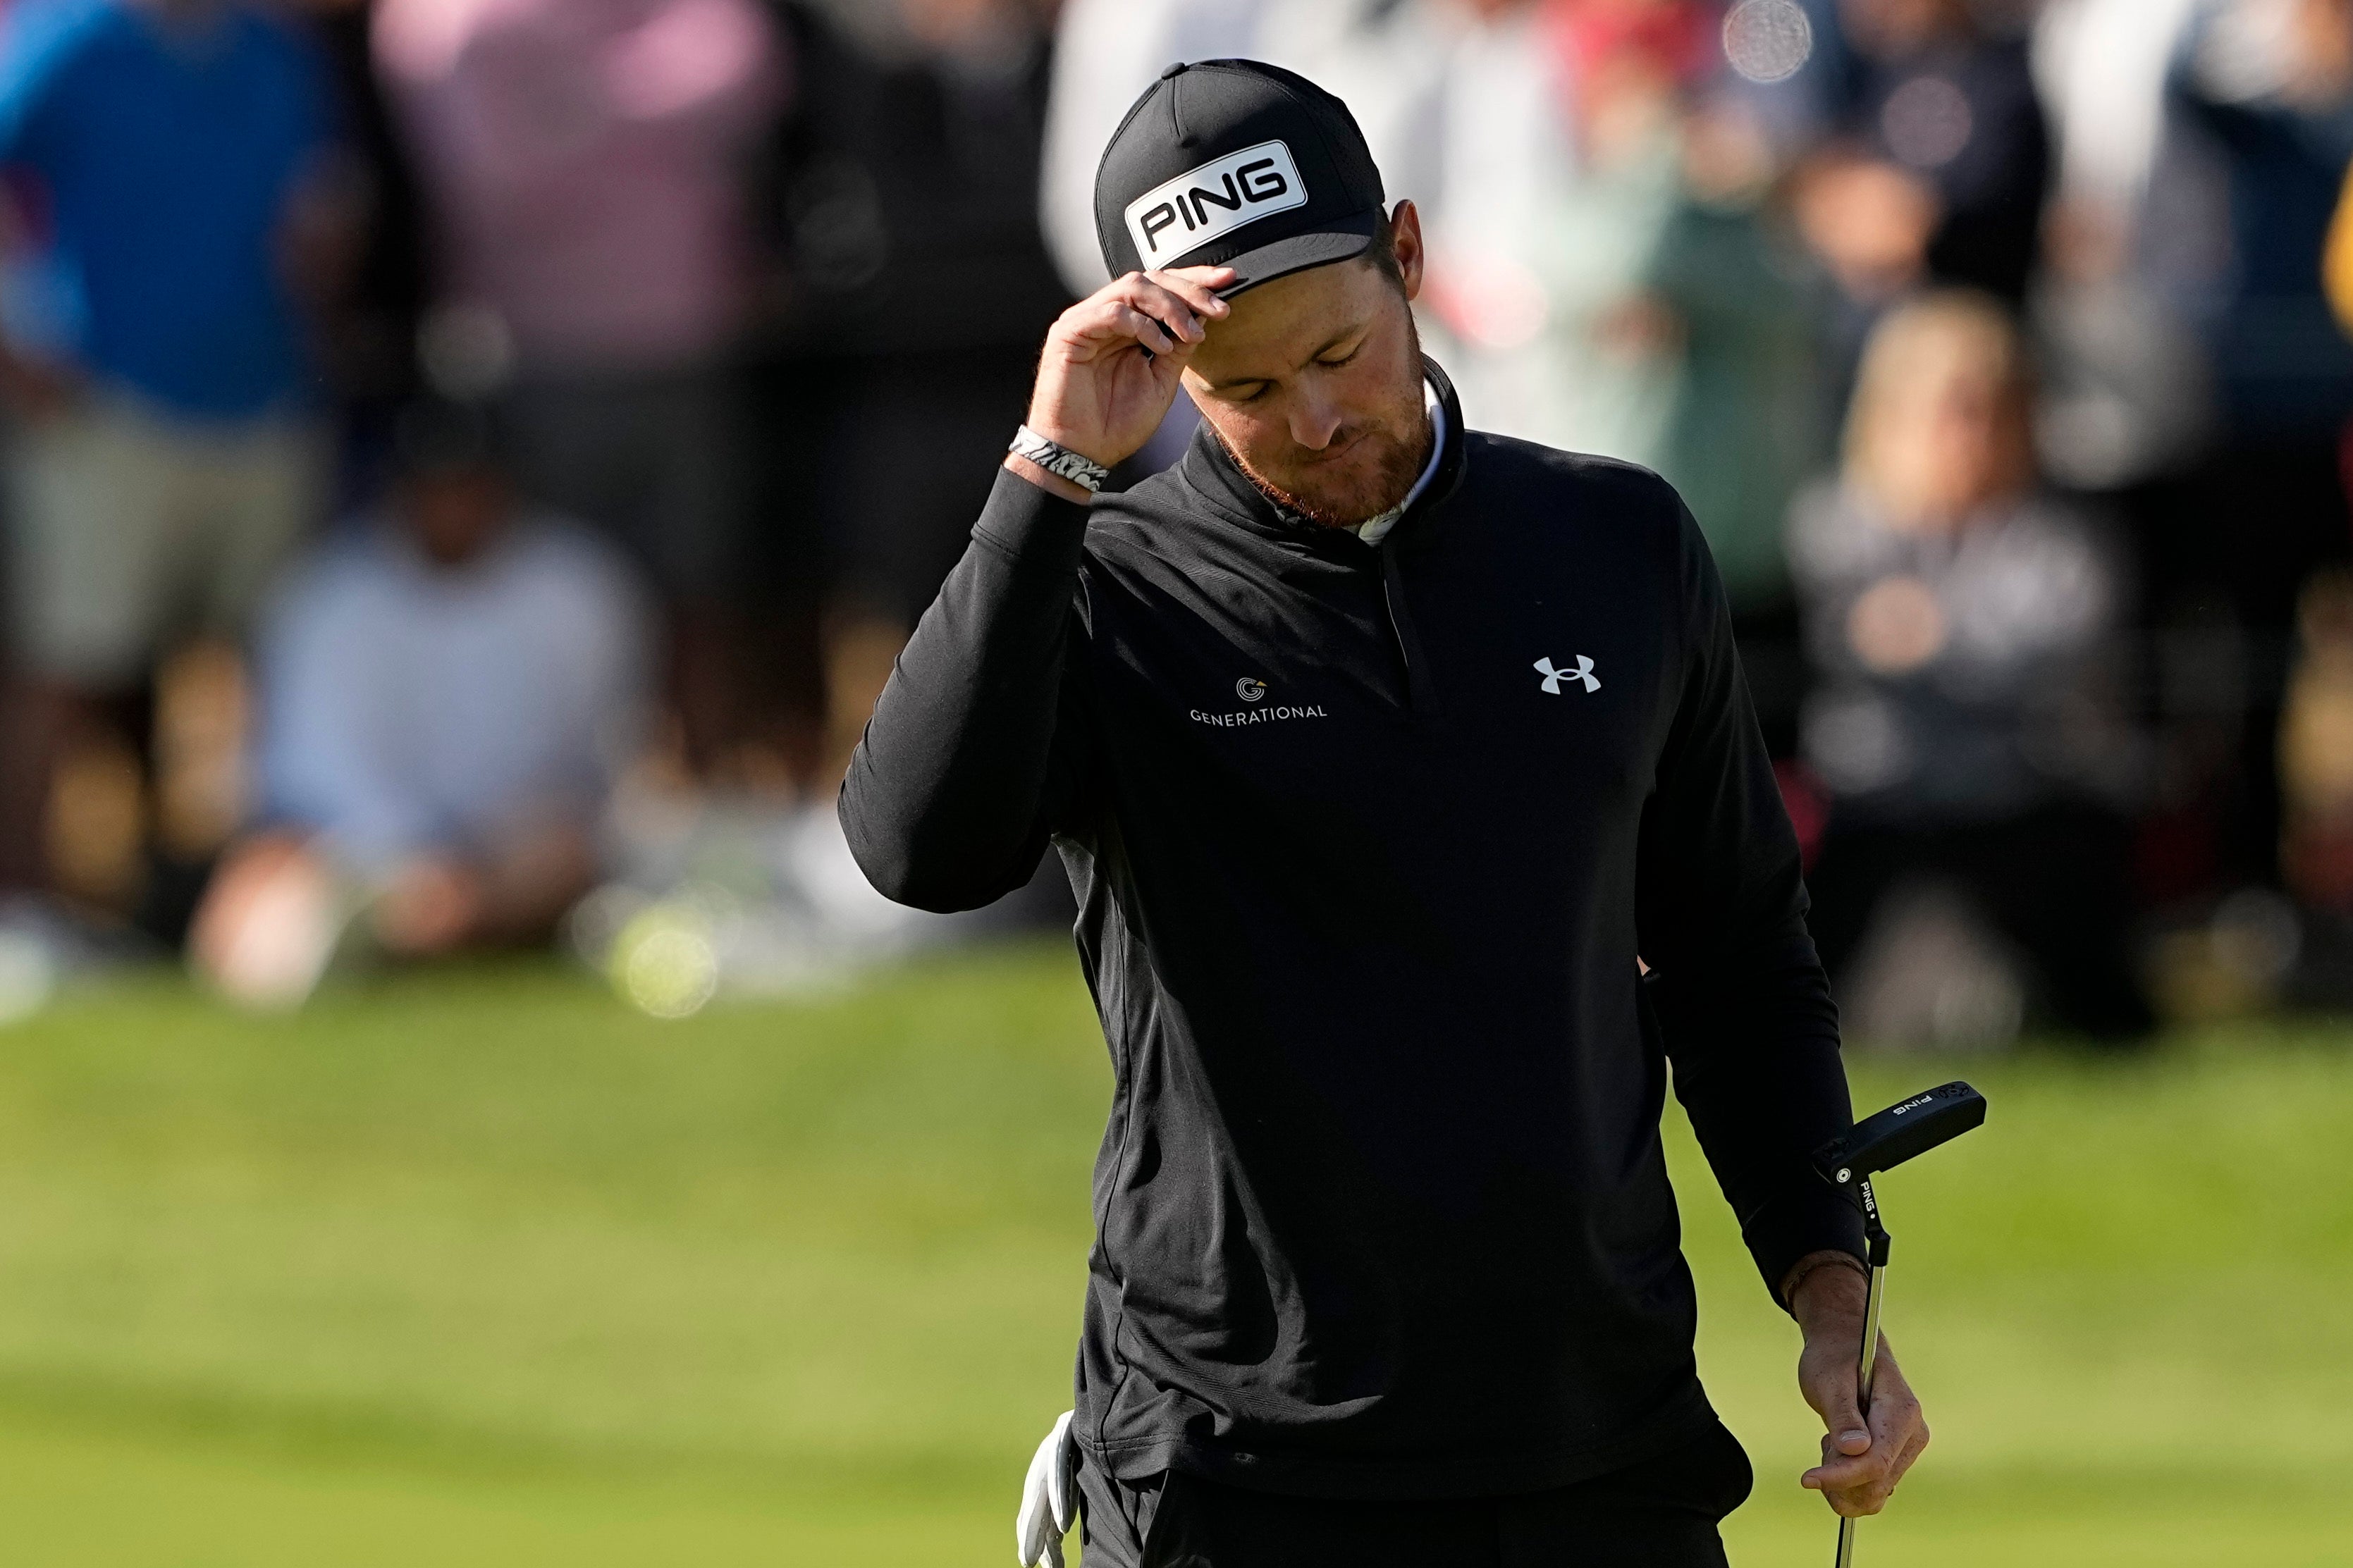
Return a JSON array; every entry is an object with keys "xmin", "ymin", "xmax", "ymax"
[{"xmin": 1786, "ymin": 1255, "xmax": 1930, "ymax": 1517}]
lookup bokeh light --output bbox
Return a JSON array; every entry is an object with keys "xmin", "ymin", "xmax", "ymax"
[
  {"xmin": 609, "ymin": 904, "xmax": 720, "ymax": 1020},
  {"xmin": 1722, "ymin": 0, "xmax": 1814, "ymax": 84}
]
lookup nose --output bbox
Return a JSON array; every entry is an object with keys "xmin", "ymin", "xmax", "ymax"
[{"xmin": 1289, "ymin": 394, "xmax": 1345, "ymax": 452}]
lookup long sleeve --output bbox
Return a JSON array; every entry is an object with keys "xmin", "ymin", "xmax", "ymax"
[
  {"xmin": 840, "ymin": 467, "xmax": 1097, "ymax": 913},
  {"xmin": 1635, "ymin": 501, "xmax": 1864, "ymax": 1303}
]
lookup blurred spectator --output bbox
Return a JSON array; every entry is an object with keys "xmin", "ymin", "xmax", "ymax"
[
  {"xmin": 2164, "ymin": 0, "xmax": 2353, "ymax": 887},
  {"xmin": 2014, "ymin": 0, "xmax": 2228, "ymax": 925},
  {"xmin": 2028, "ymin": 0, "xmax": 2212, "ymax": 495},
  {"xmin": 1420, "ymin": 0, "xmax": 1705, "ymax": 468},
  {"xmin": 2034, "ymin": 0, "xmax": 2202, "ymax": 222},
  {"xmin": 373, "ymin": 0, "xmax": 782, "ymax": 776},
  {"xmin": 1410, "ymin": 0, "xmax": 1571, "ymax": 423},
  {"xmin": 0, "ymin": 0, "xmax": 343, "ymax": 921},
  {"xmin": 1648, "ymin": 89, "xmax": 1826, "ymax": 596},
  {"xmin": 2172, "ymin": 0, "xmax": 2353, "ymax": 447},
  {"xmin": 749, "ymin": 0, "xmax": 1067, "ymax": 777},
  {"xmin": 1789, "ymin": 292, "xmax": 2151, "ymax": 1039},
  {"xmin": 1840, "ymin": 0, "xmax": 2049, "ymax": 300},
  {"xmin": 192, "ymin": 400, "xmax": 649, "ymax": 1006},
  {"xmin": 1645, "ymin": 87, "xmax": 1828, "ymax": 747},
  {"xmin": 1790, "ymin": 0, "xmax": 2049, "ymax": 404},
  {"xmin": 1413, "ymin": 1, "xmax": 1821, "ymax": 726}
]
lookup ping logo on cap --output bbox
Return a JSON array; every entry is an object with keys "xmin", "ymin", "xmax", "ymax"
[{"xmin": 1124, "ymin": 140, "xmax": 1308, "ymax": 263}]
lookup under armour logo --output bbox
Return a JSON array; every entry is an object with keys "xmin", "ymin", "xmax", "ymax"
[{"xmin": 1535, "ymin": 655, "xmax": 1599, "ymax": 695}]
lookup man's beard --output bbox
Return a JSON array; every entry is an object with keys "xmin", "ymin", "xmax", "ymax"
[{"xmin": 1224, "ymin": 335, "xmax": 1432, "ymax": 529}]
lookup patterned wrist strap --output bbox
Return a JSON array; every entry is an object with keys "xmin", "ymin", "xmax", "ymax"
[{"xmin": 1009, "ymin": 426, "xmax": 1111, "ymax": 494}]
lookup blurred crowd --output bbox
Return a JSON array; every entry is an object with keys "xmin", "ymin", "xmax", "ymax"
[{"xmin": 0, "ymin": 0, "xmax": 2349, "ymax": 1038}]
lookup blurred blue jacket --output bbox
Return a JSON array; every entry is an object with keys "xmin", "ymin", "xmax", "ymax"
[{"xmin": 0, "ymin": 0, "xmax": 331, "ymax": 421}]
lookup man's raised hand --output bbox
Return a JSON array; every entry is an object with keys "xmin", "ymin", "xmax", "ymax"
[{"xmin": 1008, "ymin": 266, "xmax": 1236, "ymax": 500}]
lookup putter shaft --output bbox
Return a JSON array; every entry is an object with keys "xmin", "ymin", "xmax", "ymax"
[
  {"xmin": 1831, "ymin": 1258, "xmax": 1886, "ymax": 1568},
  {"xmin": 1831, "ymin": 1174, "xmax": 1892, "ymax": 1568}
]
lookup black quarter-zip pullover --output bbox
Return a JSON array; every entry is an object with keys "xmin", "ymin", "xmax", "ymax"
[{"xmin": 841, "ymin": 362, "xmax": 1866, "ymax": 1500}]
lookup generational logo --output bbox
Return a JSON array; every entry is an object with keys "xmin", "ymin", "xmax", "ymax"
[
  {"xmin": 1124, "ymin": 140, "xmax": 1308, "ymax": 262},
  {"xmin": 1193, "ymin": 675, "xmax": 1327, "ymax": 729},
  {"xmin": 1535, "ymin": 655, "xmax": 1600, "ymax": 696}
]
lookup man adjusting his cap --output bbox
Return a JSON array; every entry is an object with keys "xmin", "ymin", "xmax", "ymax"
[{"xmin": 840, "ymin": 58, "xmax": 1929, "ymax": 1568}]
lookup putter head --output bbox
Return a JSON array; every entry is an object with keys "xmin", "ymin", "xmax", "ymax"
[{"xmin": 1814, "ymin": 1081, "xmax": 1986, "ymax": 1187}]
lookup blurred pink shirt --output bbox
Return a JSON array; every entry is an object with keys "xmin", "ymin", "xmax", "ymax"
[{"xmin": 375, "ymin": 0, "xmax": 782, "ymax": 374}]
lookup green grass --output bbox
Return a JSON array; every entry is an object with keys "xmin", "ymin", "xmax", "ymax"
[{"xmin": 0, "ymin": 946, "xmax": 2347, "ymax": 1565}]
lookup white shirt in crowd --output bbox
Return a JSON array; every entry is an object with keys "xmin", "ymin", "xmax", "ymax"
[
  {"xmin": 2032, "ymin": 0, "xmax": 2201, "ymax": 217},
  {"xmin": 257, "ymin": 515, "xmax": 651, "ymax": 875}
]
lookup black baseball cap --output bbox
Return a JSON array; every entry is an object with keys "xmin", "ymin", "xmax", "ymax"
[{"xmin": 1095, "ymin": 58, "xmax": 1387, "ymax": 297}]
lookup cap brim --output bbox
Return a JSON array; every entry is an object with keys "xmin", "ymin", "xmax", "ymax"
[{"xmin": 1212, "ymin": 210, "xmax": 1384, "ymax": 299}]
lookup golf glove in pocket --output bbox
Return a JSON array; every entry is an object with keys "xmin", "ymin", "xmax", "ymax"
[{"xmin": 1015, "ymin": 1410, "xmax": 1079, "ymax": 1567}]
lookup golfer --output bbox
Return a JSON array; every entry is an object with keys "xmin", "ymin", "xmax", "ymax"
[{"xmin": 842, "ymin": 59, "xmax": 1929, "ymax": 1567}]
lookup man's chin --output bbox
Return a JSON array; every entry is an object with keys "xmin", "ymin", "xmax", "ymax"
[
  {"xmin": 1215, "ymin": 424, "xmax": 1425, "ymax": 529},
  {"xmin": 1253, "ymin": 462, "xmax": 1408, "ymax": 530}
]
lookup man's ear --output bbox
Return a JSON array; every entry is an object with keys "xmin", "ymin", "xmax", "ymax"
[{"xmin": 1389, "ymin": 199, "xmax": 1426, "ymax": 304}]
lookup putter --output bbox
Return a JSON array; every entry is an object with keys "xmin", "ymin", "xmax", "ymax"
[{"xmin": 1811, "ymin": 1080, "xmax": 1988, "ymax": 1568}]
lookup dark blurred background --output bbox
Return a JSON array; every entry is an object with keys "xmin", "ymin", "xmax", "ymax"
[{"xmin": 0, "ymin": 0, "xmax": 2348, "ymax": 1046}]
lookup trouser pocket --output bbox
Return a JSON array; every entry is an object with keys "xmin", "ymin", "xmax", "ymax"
[
  {"xmin": 1076, "ymin": 1458, "xmax": 1172, "ymax": 1568},
  {"xmin": 1134, "ymin": 1470, "xmax": 1181, "ymax": 1567}
]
